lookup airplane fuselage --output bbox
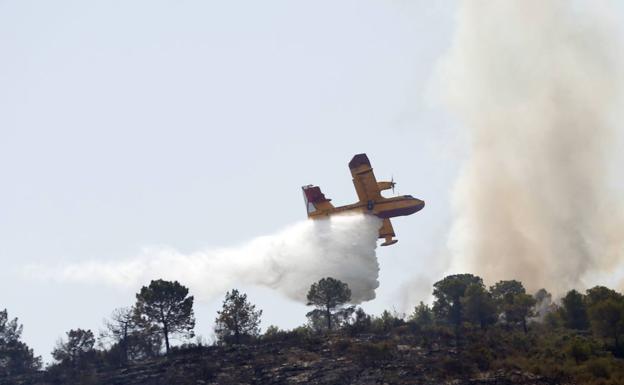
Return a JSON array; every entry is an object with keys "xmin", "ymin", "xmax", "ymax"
[{"xmin": 308, "ymin": 195, "xmax": 424, "ymax": 220}]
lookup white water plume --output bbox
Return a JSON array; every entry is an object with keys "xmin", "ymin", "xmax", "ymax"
[
  {"xmin": 24, "ymin": 214, "xmax": 382, "ymax": 303},
  {"xmin": 438, "ymin": 1, "xmax": 624, "ymax": 295}
]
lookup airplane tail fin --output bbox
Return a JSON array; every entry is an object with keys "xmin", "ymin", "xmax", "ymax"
[{"xmin": 302, "ymin": 185, "xmax": 334, "ymax": 216}]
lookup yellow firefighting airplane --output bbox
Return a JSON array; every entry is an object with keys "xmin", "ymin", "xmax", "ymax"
[{"xmin": 303, "ymin": 153, "xmax": 425, "ymax": 246}]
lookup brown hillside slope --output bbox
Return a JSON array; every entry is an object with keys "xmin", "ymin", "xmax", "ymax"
[{"xmin": 2, "ymin": 334, "xmax": 572, "ymax": 385}]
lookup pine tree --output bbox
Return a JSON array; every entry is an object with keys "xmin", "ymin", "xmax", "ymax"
[
  {"xmin": 134, "ymin": 279, "xmax": 195, "ymax": 354},
  {"xmin": 306, "ymin": 277, "xmax": 352, "ymax": 331},
  {"xmin": 215, "ymin": 289, "xmax": 262, "ymax": 344}
]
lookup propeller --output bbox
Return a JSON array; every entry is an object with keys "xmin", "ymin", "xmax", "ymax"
[{"xmin": 391, "ymin": 176, "xmax": 396, "ymax": 195}]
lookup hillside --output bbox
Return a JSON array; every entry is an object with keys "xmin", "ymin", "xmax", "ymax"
[
  {"xmin": 2, "ymin": 333, "xmax": 573, "ymax": 385},
  {"xmin": 2, "ymin": 275, "xmax": 623, "ymax": 385}
]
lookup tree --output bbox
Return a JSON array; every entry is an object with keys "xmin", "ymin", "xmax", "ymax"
[
  {"xmin": 490, "ymin": 280, "xmax": 535, "ymax": 332},
  {"xmin": 0, "ymin": 309, "xmax": 41, "ymax": 377},
  {"xmin": 100, "ymin": 307, "xmax": 160, "ymax": 364},
  {"xmin": 372, "ymin": 310, "xmax": 404, "ymax": 333},
  {"xmin": 585, "ymin": 286, "xmax": 622, "ymax": 308},
  {"xmin": 262, "ymin": 325, "xmax": 282, "ymax": 340},
  {"xmin": 461, "ymin": 283, "xmax": 497, "ymax": 330},
  {"xmin": 0, "ymin": 310, "xmax": 21, "ymax": 344},
  {"xmin": 52, "ymin": 329, "xmax": 96, "ymax": 367},
  {"xmin": 348, "ymin": 307, "xmax": 372, "ymax": 334},
  {"xmin": 306, "ymin": 277, "xmax": 352, "ymax": 331},
  {"xmin": 100, "ymin": 307, "xmax": 134, "ymax": 364},
  {"xmin": 214, "ymin": 289, "xmax": 262, "ymax": 344},
  {"xmin": 490, "ymin": 280, "xmax": 525, "ymax": 304},
  {"xmin": 410, "ymin": 302, "xmax": 434, "ymax": 327},
  {"xmin": 134, "ymin": 279, "xmax": 195, "ymax": 354},
  {"xmin": 561, "ymin": 289, "xmax": 589, "ymax": 330},
  {"xmin": 508, "ymin": 294, "xmax": 537, "ymax": 333},
  {"xmin": 584, "ymin": 286, "xmax": 624, "ymax": 355},
  {"xmin": 587, "ymin": 297, "xmax": 624, "ymax": 355},
  {"xmin": 432, "ymin": 274, "xmax": 483, "ymax": 328}
]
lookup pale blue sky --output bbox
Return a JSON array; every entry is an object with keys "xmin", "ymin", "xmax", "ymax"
[{"xmin": 2, "ymin": 0, "xmax": 582, "ymax": 361}]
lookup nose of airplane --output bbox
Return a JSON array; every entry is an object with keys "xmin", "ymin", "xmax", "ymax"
[{"xmin": 413, "ymin": 197, "xmax": 425, "ymax": 212}]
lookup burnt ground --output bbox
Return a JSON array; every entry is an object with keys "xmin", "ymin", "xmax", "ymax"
[{"xmin": 2, "ymin": 333, "xmax": 574, "ymax": 385}]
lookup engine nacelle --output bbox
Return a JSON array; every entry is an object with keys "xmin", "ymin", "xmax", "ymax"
[{"xmin": 377, "ymin": 181, "xmax": 394, "ymax": 191}]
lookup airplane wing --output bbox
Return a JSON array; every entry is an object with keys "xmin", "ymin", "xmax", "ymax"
[{"xmin": 348, "ymin": 153, "xmax": 381, "ymax": 202}]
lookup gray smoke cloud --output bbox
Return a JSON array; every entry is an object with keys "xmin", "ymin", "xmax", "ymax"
[
  {"xmin": 439, "ymin": 1, "xmax": 624, "ymax": 295},
  {"xmin": 24, "ymin": 214, "xmax": 382, "ymax": 303}
]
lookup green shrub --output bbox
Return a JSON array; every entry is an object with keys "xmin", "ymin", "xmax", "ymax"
[
  {"xmin": 567, "ymin": 337, "xmax": 592, "ymax": 364},
  {"xmin": 510, "ymin": 332, "xmax": 530, "ymax": 352}
]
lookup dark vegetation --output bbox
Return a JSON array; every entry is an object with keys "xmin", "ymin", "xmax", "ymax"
[{"xmin": 1, "ymin": 274, "xmax": 624, "ymax": 385}]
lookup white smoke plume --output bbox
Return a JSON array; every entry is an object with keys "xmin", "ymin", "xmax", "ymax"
[
  {"xmin": 531, "ymin": 289, "xmax": 554, "ymax": 323},
  {"xmin": 439, "ymin": 1, "xmax": 624, "ymax": 295},
  {"xmin": 24, "ymin": 214, "xmax": 381, "ymax": 304}
]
